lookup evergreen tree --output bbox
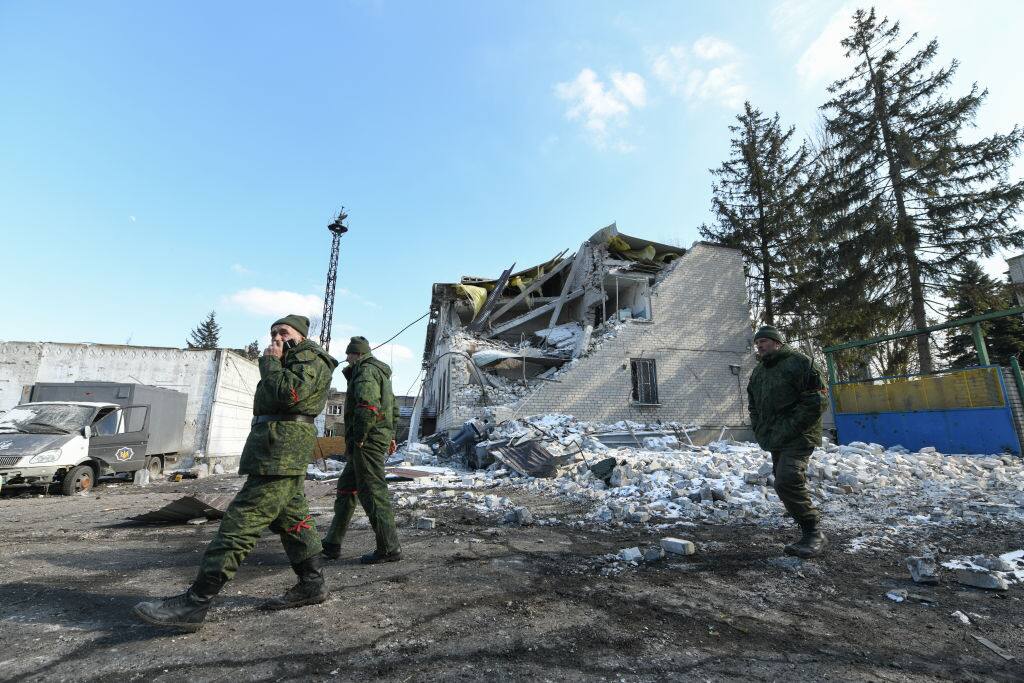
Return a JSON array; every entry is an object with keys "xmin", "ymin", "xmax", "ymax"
[
  {"xmin": 244, "ymin": 340, "xmax": 260, "ymax": 361},
  {"xmin": 988, "ymin": 284, "xmax": 1024, "ymax": 365},
  {"xmin": 941, "ymin": 261, "xmax": 1024, "ymax": 367},
  {"xmin": 187, "ymin": 311, "xmax": 221, "ymax": 349},
  {"xmin": 820, "ymin": 8, "xmax": 1024, "ymax": 374},
  {"xmin": 700, "ymin": 101, "xmax": 811, "ymax": 327},
  {"xmin": 787, "ymin": 116, "xmax": 919, "ymax": 379}
]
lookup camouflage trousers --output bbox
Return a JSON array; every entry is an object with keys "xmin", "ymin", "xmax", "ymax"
[
  {"xmin": 323, "ymin": 443, "xmax": 400, "ymax": 554},
  {"xmin": 771, "ymin": 448, "xmax": 820, "ymax": 529},
  {"xmin": 197, "ymin": 474, "xmax": 322, "ymax": 584}
]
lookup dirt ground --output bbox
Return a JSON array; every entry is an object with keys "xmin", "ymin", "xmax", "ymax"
[{"xmin": 1, "ymin": 473, "xmax": 1022, "ymax": 682}]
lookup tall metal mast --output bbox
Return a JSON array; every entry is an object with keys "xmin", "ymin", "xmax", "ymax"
[{"xmin": 320, "ymin": 208, "xmax": 349, "ymax": 351}]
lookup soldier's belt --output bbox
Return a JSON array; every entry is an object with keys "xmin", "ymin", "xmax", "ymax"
[{"xmin": 251, "ymin": 414, "xmax": 317, "ymax": 427}]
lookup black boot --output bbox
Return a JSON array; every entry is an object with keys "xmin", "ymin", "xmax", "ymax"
[
  {"xmin": 132, "ymin": 575, "xmax": 222, "ymax": 632},
  {"xmin": 260, "ymin": 556, "xmax": 329, "ymax": 610},
  {"xmin": 359, "ymin": 548, "xmax": 402, "ymax": 565},
  {"xmin": 784, "ymin": 525, "xmax": 829, "ymax": 559},
  {"xmin": 321, "ymin": 542, "xmax": 341, "ymax": 560}
]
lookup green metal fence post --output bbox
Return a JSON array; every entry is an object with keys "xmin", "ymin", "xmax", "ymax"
[
  {"xmin": 1010, "ymin": 357, "xmax": 1024, "ymax": 407},
  {"xmin": 972, "ymin": 322, "xmax": 991, "ymax": 366}
]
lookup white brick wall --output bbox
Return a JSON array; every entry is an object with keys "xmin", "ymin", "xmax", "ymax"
[
  {"xmin": 0, "ymin": 342, "xmax": 259, "ymax": 461},
  {"xmin": 515, "ymin": 244, "xmax": 756, "ymax": 430}
]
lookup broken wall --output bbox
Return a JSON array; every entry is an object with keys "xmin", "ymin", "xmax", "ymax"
[{"xmin": 514, "ymin": 243, "xmax": 757, "ymax": 439}]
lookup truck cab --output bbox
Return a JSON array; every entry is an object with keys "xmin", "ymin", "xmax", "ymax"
[{"xmin": 0, "ymin": 401, "xmax": 158, "ymax": 494}]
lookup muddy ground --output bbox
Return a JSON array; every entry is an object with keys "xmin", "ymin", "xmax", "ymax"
[{"xmin": 1, "ymin": 474, "xmax": 1022, "ymax": 682}]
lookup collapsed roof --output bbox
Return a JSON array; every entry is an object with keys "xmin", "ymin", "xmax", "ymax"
[{"xmin": 422, "ymin": 223, "xmax": 683, "ymax": 376}]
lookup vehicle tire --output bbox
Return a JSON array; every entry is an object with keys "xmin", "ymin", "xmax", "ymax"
[
  {"xmin": 61, "ymin": 465, "xmax": 95, "ymax": 496},
  {"xmin": 145, "ymin": 456, "xmax": 163, "ymax": 478}
]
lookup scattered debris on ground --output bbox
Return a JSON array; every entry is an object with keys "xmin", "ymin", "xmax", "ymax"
[{"xmin": 2, "ymin": 412, "xmax": 1022, "ymax": 680}]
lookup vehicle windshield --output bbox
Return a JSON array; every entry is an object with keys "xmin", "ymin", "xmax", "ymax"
[{"xmin": 0, "ymin": 404, "xmax": 95, "ymax": 434}]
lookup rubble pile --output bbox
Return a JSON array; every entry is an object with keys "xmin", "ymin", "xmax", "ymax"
[
  {"xmin": 392, "ymin": 414, "xmax": 1024, "ymax": 546},
  {"xmin": 943, "ymin": 550, "xmax": 1024, "ymax": 591},
  {"xmin": 442, "ymin": 320, "xmax": 629, "ymax": 414}
]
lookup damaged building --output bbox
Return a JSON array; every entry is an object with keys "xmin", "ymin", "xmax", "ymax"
[{"xmin": 417, "ymin": 224, "xmax": 757, "ymax": 444}]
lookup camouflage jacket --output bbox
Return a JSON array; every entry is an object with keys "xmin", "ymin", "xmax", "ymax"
[
  {"xmin": 239, "ymin": 339, "xmax": 338, "ymax": 476},
  {"xmin": 343, "ymin": 354, "xmax": 396, "ymax": 451},
  {"xmin": 747, "ymin": 345, "xmax": 828, "ymax": 453}
]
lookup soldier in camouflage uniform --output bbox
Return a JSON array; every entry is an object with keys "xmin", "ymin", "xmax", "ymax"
[
  {"xmin": 747, "ymin": 326, "xmax": 830, "ymax": 558},
  {"xmin": 322, "ymin": 336, "xmax": 401, "ymax": 564},
  {"xmin": 133, "ymin": 314, "xmax": 338, "ymax": 631}
]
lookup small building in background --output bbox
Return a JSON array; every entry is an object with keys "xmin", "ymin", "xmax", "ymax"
[
  {"xmin": 0, "ymin": 341, "xmax": 259, "ymax": 470},
  {"xmin": 323, "ymin": 388, "xmax": 417, "ymax": 442}
]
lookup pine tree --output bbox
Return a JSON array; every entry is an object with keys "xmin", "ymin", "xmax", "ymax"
[
  {"xmin": 700, "ymin": 101, "xmax": 811, "ymax": 327},
  {"xmin": 187, "ymin": 311, "xmax": 221, "ymax": 349},
  {"xmin": 988, "ymin": 284, "xmax": 1024, "ymax": 365},
  {"xmin": 941, "ymin": 261, "xmax": 1024, "ymax": 367},
  {"xmin": 786, "ymin": 117, "xmax": 918, "ymax": 379},
  {"xmin": 820, "ymin": 8, "xmax": 1024, "ymax": 374},
  {"xmin": 244, "ymin": 340, "xmax": 260, "ymax": 361}
]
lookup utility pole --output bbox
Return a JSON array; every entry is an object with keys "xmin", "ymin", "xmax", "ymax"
[{"xmin": 320, "ymin": 208, "xmax": 349, "ymax": 351}]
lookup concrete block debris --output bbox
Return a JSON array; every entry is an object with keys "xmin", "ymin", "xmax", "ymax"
[
  {"xmin": 661, "ymin": 538, "xmax": 696, "ymax": 555},
  {"xmin": 951, "ymin": 610, "xmax": 972, "ymax": 626},
  {"xmin": 416, "ymin": 517, "xmax": 437, "ymax": 530},
  {"xmin": 954, "ymin": 568, "xmax": 1009, "ymax": 591},
  {"xmin": 906, "ymin": 555, "xmax": 940, "ymax": 584},
  {"xmin": 643, "ymin": 546, "xmax": 665, "ymax": 562},
  {"xmin": 943, "ymin": 550, "xmax": 1023, "ymax": 591},
  {"xmin": 509, "ymin": 506, "xmax": 533, "ymax": 526},
  {"xmin": 618, "ymin": 547, "xmax": 642, "ymax": 562}
]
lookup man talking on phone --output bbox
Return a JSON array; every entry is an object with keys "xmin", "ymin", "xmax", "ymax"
[{"xmin": 133, "ymin": 314, "xmax": 338, "ymax": 631}]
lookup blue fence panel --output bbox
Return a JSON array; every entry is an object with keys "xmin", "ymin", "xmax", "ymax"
[
  {"xmin": 832, "ymin": 364, "xmax": 1021, "ymax": 455},
  {"xmin": 835, "ymin": 407, "xmax": 1020, "ymax": 455}
]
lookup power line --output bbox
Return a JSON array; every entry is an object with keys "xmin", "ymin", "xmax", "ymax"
[{"xmin": 372, "ymin": 311, "xmax": 430, "ymax": 351}]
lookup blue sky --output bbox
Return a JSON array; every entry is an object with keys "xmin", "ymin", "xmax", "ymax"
[{"xmin": 3, "ymin": 0, "xmax": 1022, "ymax": 394}]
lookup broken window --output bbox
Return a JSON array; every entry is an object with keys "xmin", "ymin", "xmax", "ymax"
[
  {"xmin": 92, "ymin": 408, "xmax": 120, "ymax": 436},
  {"xmin": 609, "ymin": 276, "xmax": 653, "ymax": 322},
  {"xmin": 630, "ymin": 358, "xmax": 659, "ymax": 405}
]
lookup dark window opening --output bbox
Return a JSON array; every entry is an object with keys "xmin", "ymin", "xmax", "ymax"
[
  {"xmin": 630, "ymin": 358, "xmax": 659, "ymax": 405},
  {"xmin": 92, "ymin": 408, "xmax": 120, "ymax": 436},
  {"xmin": 124, "ymin": 406, "xmax": 148, "ymax": 433}
]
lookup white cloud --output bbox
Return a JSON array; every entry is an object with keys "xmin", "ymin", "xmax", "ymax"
[
  {"xmin": 371, "ymin": 343, "xmax": 415, "ymax": 362},
  {"xmin": 554, "ymin": 67, "xmax": 646, "ymax": 149},
  {"xmin": 337, "ymin": 287, "xmax": 380, "ymax": 309},
  {"xmin": 128, "ymin": 215, "xmax": 136, "ymax": 223},
  {"xmin": 225, "ymin": 288, "xmax": 322, "ymax": 317},
  {"xmin": 692, "ymin": 36, "xmax": 736, "ymax": 61},
  {"xmin": 771, "ymin": 0, "xmax": 823, "ymax": 51},
  {"xmin": 652, "ymin": 37, "xmax": 747, "ymax": 109},
  {"xmin": 793, "ymin": 1, "xmax": 937, "ymax": 88},
  {"xmin": 610, "ymin": 71, "xmax": 647, "ymax": 108},
  {"xmin": 230, "ymin": 263, "xmax": 253, "ymax": 275}
]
